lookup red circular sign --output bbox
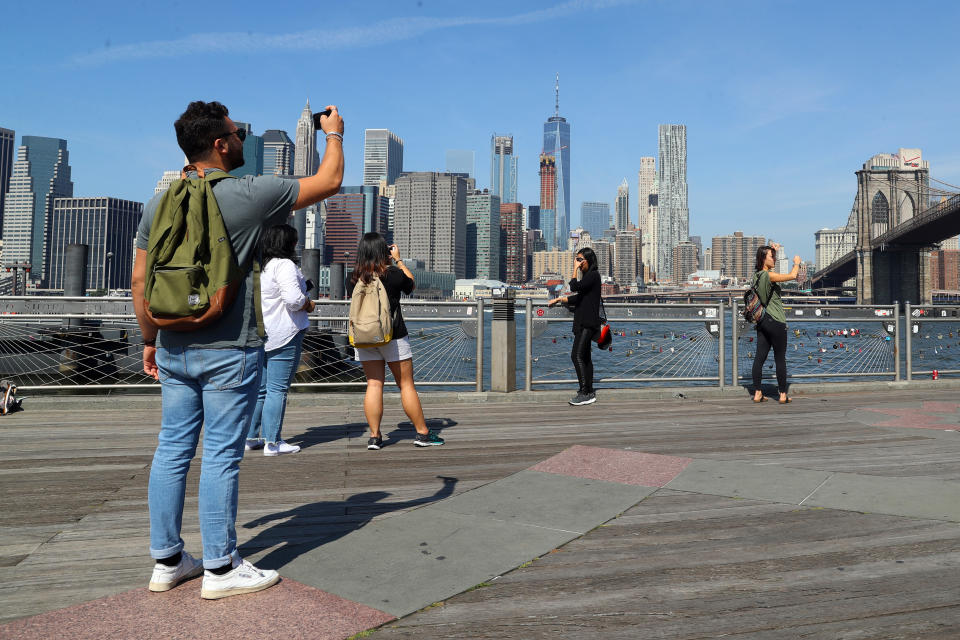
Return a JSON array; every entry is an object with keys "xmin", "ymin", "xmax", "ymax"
[{"xmin": 536, "ymin": 309, "xmax": 544, "ymax": 316}]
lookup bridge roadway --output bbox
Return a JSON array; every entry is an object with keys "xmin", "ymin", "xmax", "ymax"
[{"xmin": 4, "ymin": 382, "xmax": 960, "ymax": 638}]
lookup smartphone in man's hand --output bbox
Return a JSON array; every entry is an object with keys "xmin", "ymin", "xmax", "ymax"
[{"xmin": 312, "ymin": 110, "xmax": 333, "ymax": 129}]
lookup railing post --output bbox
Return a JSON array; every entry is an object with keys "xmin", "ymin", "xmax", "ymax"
[
  {"xmin": 718, "ymin": 300, "xmax": 726, "ymax": 390},
  {"xmin": 731, "ymin": 300, "xmax": 739, "ymax": 388},
  {"xmin": 893, "ymin": 302, "xmax": 900, "ymax": 382},
  {"xmin": 525, "ymin": 297, "xmax": 533, "ymax": 392},
  {"xmin": 475, "ymin": 297, "xmax": 484, "ymax": 392},
  {"xmin": 490, "ymin": 291, "xmax": 516, "ymax": 392},
  {"xmin": 905, "ymin": 302, "xmax": 913, "ymax": 381}
]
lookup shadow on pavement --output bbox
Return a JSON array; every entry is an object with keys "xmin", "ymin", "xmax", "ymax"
[{"xmin": 288, "ymin": 417, "xmax": 458, "ymax": 450}]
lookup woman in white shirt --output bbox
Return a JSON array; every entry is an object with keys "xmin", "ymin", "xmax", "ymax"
[{"xmin": 245, "ymin": 224, "xmax": 315, "ymax": 456}]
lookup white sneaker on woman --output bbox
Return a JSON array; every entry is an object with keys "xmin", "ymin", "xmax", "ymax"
[
  {"xmin": 200, "ymin": 559, "xmax": 280, "ymax": 600},
  {"xmin": 264, "ymin": 440, "xmax": 300, "ymax": 456}
]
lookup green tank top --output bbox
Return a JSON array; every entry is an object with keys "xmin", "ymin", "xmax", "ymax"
[{"xmin": 753, "ymin": 270, "xmax": 785, "ymax": 324}]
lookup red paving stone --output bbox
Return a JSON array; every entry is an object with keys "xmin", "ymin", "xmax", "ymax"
[
  {"xmin": 530, "ymin": 445, "xmax": 692, "ymax": 487},
  {"xmin": 859, "ymin": 401, "xmax": 960, "ymax": 429},
  {"xmin": 0, "ymin": 578, "xmax": 394, "ymax": 640}
]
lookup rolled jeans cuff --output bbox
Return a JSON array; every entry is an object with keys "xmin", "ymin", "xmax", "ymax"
[{"xmin": 150, "ymin": 539, "xmax": 185, "ymax": 560}]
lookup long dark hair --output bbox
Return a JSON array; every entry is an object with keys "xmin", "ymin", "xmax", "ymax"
[
  {"xmin": 262, "ymin": 224, "xmax": 299, "ymax": 266},
  {"xmin": 577, "ymin": 246, "xmax": 599, "ymax": 273},
  {"xmin": 754, "ymin": 245, "xmax": 774, "ymax": 272},
  {"xmin": 351, "ymin": 232, "xmax": 390, "ymax": 285}
]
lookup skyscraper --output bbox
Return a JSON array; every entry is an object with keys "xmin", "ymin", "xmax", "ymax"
[
  {"xmin": 580, "ymin": 201, "xmax": 610, "ymax": 240},
  {"xmin": 656, "ymin": 125, "xmax": 688, "ymax": 280},
  {"xmin": 500, "ymin": 202, "xmax": 526, "ymax": 285},
  {"xmin": 490, "ymin": 135, "xmax": 518, "ymax": 204},
  {"xmin": 294, "ymin": 100, "xmax": 317, "ymax": 176},
  {"xmin": 363, "ymin": 129, "xmax": 404, "ymax": 186},
  {"xmin": 672, "ymin": 241, "xmax": 699, "ymax": 284},
  {"xmin": 615, "ymin": 179, "xmax": 630, "ymax": 231},
  {"xmin": 393, "ymin": 172, "xmax": 466, "ymax": 277},
  {"xmin": 526, "ymin": 205, "xmax": 541, "ymax": 231},
  {"xmin": 465, "ymin": 189, "xmax": 501, "ymax": 281},
  {"xmin": 1, "ymin": 136, "xmax": 73, "ymax": 285},
  {"xmin": 154, "ymin": 170, "xmax": 180, "ymax": 195},
  {"xmin": 711, "ymin": 231, "xmax": 764, "ymax": 281},
  {"xmin": 615, "ymin": 231, "xmax": 640, "ymax": 288},
  {"xmin": 637, "ymin": 157, "xmax": 656, "ymax": 269},
  {"xmin": 542, "ymin": 75, "xmax": 570, "ymax": 249},
  {"xmin": 47, "ymin": 197, "xmax": 142, "ymax": 291},
  {"xmin": 263, "ymin": 129, "xmax": 294, "ymax": 176},
  {"xmin": 446, "ymin": 150, "xmax": 475, "ymax": 178},
  {"xmin": 539, "ymin": 154, "xmax": 557, "ymax": 249},
  {"xmin": 323, "ymin": 186, "xmax": 389, "ymax": 265},
  {"xmin": 0, "ymin": 127, "xmax": 14, "ymax": 238},
  {"xmin": 231, "ymin": 122, "xmax": 264, "ymax": 178}
]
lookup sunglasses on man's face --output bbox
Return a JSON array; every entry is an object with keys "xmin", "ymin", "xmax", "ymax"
[{"xmin": 219, "ymin": 128, "xmax": 247, "ymax": 143}]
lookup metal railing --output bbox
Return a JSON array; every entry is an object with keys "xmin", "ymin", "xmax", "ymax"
[
  {"xmin": 0, "ymin": 297, "xmax": 483, "ymax": 391},
  {"xmin": 523, "ymin": 299, "xmax": 726, "ymax": 390},
  {"xmin": 904, "ymin": 302, "xmax": 960, "ymax": 381},
  {"xmin": 731, "ymin": 301, "xmax": 900, "ymax": 383}
]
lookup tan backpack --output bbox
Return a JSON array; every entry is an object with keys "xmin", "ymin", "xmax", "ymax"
[{"xmin": 348, "ymin": 276, "xmax": 393, "ymax": 347}]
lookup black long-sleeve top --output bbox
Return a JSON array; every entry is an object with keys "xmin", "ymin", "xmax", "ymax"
[{"xmin": 569, "ymin": 270, "xmax": 602, "ymax": 334}]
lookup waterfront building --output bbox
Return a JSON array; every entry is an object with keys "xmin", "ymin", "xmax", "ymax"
[
  {"xmin": 532, "ymin": 249, "xmax": 575, "ymax": 280},
  {"xmin": 154, "ymin": 170, "xmax": 180, "ymax": 194},
  {"xmin": 363, "ymin": 129, "xmax": 404, "ymax": 186},
  {"xmin": 393, "ymin": 172, "xmax": 467, "ymax": 278},
  {"xmin": 490, "ymin": 135, "xmax": 518, "ymax": 204},
  {"xmin": 672, "ymin": 240, "xmax": 699, "ymax": 284},
  {"xmin": 263, "ymin": 129, "xmax": 294, "ymax": 176},
  {"xmin": 377, "ymin": 178, "xmax": 397, "ymax": 242},
  {"xmin": 542, "ymin": 76, "xmax": 571, "ymax": 249},
  {"xmin": 465, "ymin": 190, "xmax": 501, "ymax": 281},
  {"xmin": 1, "ymin": 136, "xmax": 73, "ymax": 286},
  {"xmin": 711, "ymin": 231, "xmax": 765, "ymax": 281},
  {"xmin": 656, "ymin": 124, "xmax": 688, "ymax": 279},
  {"xmin": 525, "ymin": 229, "xmax": 546, "ymax": 280},
  {"xmin": 638, "ymin": 156, "xmax": 655, "ymax": 231},
  {"xmin": 305, "ymin": 203, "xmax": 322, "ymax": 251},
  {"xmin": 615, "ymin": 231, "xmax": 641, "ymax": 287},
  {"xmin": 231, "ymin": 122, "xmax": 263, "ymax": 178},
  {"xmin": 501, "ymin": 202, "xmax": 525, "ymax": 285},
  {"xmin": 592, "ymin": 238, "xmax": 614, "ymax": 279},
  {"xmin": 539, "ymin": 154, "xmax": 557, "ymax": 249},
  {"xmin": 526, "ymin": 205, "xmax": 540, "ymax": 231},
  {"xmin": 814, "ymin": 227, "xmax": 857, "ymax": 272},
  {"xmin": 47, "ymin": 197, "xmax": 142, "ymax": 291},
  {"xmin": 581, "ymin": 201, "xmax": 609, "ymax": 240},
  {"xmin": 0, "ymin": 127, "xmax": 14, "ymax": 238},
  {"xmin": 615, "ymin": 179, "xmax": 630, "ymax": 231},
  {"xmin": 446, "ymin": 149, "xmax": 475, "ymax": 178},
  {"xmin": 323, "ymin": 186, "xmax": 389, "ymax": 265},
  {"xmin": 688, "ymin": 235, "xmax": 703, "ymax": 269},
  {"xmin": 294, "ymin": 101, "xmax": 318, "ymax": 176}
]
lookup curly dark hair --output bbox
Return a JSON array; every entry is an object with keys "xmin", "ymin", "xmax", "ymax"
[
  {"xmin": 261, "ymin": 224, "xmax": 299, "ymax": 267},
  {"xmin": 174, "ymin": 101, "xmax": 231, "ymax": 162},
  {"xmin": 350, "ymin": 232, "xmax": 390, "ymax": 285}
]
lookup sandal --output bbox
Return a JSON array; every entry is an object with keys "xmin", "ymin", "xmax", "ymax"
[
  {"xmin": 752, "ymin": 395, "xmax": 767, "ymax": 403},
  {"xmin": 778, "ymin": 397, "xmax": 792, "ymax": 404}
]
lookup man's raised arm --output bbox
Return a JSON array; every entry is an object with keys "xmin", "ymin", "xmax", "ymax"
[{"xmin": 294, "ymin": 105, "xmax": 345, "ymax": 210}]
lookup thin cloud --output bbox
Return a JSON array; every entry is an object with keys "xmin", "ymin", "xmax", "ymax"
[{"xmin": 69, "ymin": 0, "xmax": 637, "ymax": 67}]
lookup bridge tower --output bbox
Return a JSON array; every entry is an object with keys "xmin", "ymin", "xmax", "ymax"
[{"xmin": 855, "ymin": 149, "xmax": 931, "ymax": 305}]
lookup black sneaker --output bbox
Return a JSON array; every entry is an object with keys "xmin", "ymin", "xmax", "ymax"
[
  {"xmin": 367, "ymin": 436, "xmax": 383, "ymax": 450},
  {"xmin": 569, "ymin": 392, "xmax": 596, "ymax": 406},
  {"xmin": 414, "ymin": 431, "xmax": 445, "ymax": 447}
]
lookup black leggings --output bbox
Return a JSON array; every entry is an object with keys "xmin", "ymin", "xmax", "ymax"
[
  {"xmin": 752, "ymin": 316, "xmax": 788, "ymax": 393},
  {"xmin": 572, "ymin": 328, "xmax": 595, "ymax": 394}
]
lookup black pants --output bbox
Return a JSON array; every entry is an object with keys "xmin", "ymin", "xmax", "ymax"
[
  {"xmin": 752, "ymin": 316, "xmax": 788, "ymax": 393},
  {"xmin": 572, "ymin": 327, "xmax": 595, "ymax": 394}
]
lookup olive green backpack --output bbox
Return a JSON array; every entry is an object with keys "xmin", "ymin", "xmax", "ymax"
[{"xmin": 142, "ymin": 167, "xmax": 260, "ymax": 332}]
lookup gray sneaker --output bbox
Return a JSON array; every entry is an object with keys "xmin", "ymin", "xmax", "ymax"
[{"xmin": 569, "ymin": 392, "xmax": 596, "ymax": 406}]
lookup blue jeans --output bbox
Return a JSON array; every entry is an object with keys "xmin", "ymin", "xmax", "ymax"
[
  {"xmin": 148, "ymin": 345, "xmax": 262, "ymax": 569},
  {"xmin": 248, "ymin": 330, "xmax": 305, "ymax": 443}
]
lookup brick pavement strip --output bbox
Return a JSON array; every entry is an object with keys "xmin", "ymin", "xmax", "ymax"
[{"xmin": 3, "ymin": 387, "xmax": 960, "ymax": 638}]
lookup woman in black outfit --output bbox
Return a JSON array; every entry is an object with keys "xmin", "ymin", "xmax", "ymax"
[{"xmin": 548, "ymin": 247, "xmax": 602, "ymax": 406}]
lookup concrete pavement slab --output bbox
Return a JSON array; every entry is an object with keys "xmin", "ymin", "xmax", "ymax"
[
  {"xmin": 665, "ymin": 459, "xmax": 832, "ymax": 504},
  {"xmin": 279, "ymin": 508, "xmax": 580, "ymax": 618},
  {"xmin": 530, "ymin": 445, "xmax": 692, "ymax": 486},
  {"xmin": 805, "ymin": 472, "xmax": 960, "ymax": 522},
  {"xmin": 428, "ymin": 469, "xmax": 655, "ymax": 533}
]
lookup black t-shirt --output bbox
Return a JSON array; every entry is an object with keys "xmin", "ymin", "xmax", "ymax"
[{"xmin": 380, "ymin": 266, "xmax": 415, "ymax": 340}]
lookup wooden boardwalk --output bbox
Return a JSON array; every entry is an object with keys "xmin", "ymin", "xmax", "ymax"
[{"xmin": 4, "ymin": 385, "xmax": 960, "ymax": 637}]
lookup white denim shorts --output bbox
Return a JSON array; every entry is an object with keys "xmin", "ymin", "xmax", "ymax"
[{"xmin": 354, "ymin": 336, "xmax": 413, "ymax": 363}]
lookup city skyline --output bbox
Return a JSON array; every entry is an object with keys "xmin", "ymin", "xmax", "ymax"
[{"xmin": 3, "ymin": 1, "xmax": 960, "ymax": 260}]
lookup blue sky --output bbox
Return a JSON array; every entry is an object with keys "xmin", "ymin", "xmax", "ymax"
[{"xmin": 4, "ymin": 0, "xmax": 960, "ymax": 259}]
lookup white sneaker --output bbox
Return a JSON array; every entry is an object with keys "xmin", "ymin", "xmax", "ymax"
[
  {"xmin": 263, "ymin": 440, "xmax": 300, "ymax": 456},
  {"xmin": 245, "ymin": 438, "xmax": 265, "ymax": 451},
  {"xmin": 148, "ymin": 550, "xmax": 204, "ymax": 592},
  {"xmin": 200, "ymin": 559, "xmax": 280, "ymax": 600}
]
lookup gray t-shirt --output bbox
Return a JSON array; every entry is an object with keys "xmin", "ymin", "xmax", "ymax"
[{"xmin": 137, "ymin": 169, "xmax": 300, "ymax": 348}]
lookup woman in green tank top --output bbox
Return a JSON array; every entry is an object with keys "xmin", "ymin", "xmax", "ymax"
[{"xmin": 751, "ymin": 243, "xmax": 801, "ymax": 404}]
